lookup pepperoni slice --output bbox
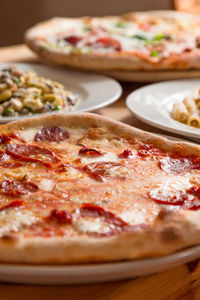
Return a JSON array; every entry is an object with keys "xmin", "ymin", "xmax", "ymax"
[
  {"xmin": 0, "ymin": 151, "xmax": 23, "ymax": 168},
  {"xmin": 77, "ymin": 204, "xmax": 146, "ymax": 236},
  {"xmin": 149, "ymin": 186, "xmax": 200, "ymax": 210},
  {"xmin": 79, "ymin": 203, "xmax": 127, "ymax": 227},
  {"xmin": 119, "ymin": 150, "xmax": 133, "ymax": 159},
  {"xmin": 138, "ymin": 143, "xmax": 162, "ymax": 157},
  {"xmin": 0, "ymin": 200, "xmax": 23, "ymax": 211},
  {"xmin": 79, "ymin": 146, "xmax": 103, "ymax": 157},
  {"xmin": 0, "ymin": 179, "xmax": 38, "ymax": 196},
  {"xmin": 149, "ymin": 191, "xmax": 188, "ymax": 206},
  {"xmin": 6, "ymin": 144, "xmax": 60, "ymax": 167},
  {"xmin": 0, "ymin": 133, "xmax": 25, "ymax": 144},
  {"xmin": 187, "ymin": 186, "xmax": 200, "ymax": 198},
  {"xmin": 34, "ymin": 127, "xmax": 69, "ymax": 142},
  {"xmin": 47, "ymin": 209, "xmax": 72, "ymax": 225},
  {"xmin": 184, "ymin": 186, "xmax": 200, "ymax": 210},
  {"xmin": 159, "ymin": 156, "xmax": 200, "ymax": 175},
  {"xmin": 83, "ymin": 162, "xmax": 128, "ymax": 182},
  {"xmin": 0, "ymin": 134, "xmax": 11, "ymax": 144}
]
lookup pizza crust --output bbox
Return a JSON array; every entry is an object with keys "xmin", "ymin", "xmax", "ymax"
[
  {"xmin": 24, "ymin": 11, "xmax": 200, "ymax": 73},
  {"xmin": 0, "ymin": 113, "xmax": 200, "ymax": 263}
]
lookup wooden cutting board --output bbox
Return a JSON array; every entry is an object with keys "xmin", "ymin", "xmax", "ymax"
[{"xmin": 0, "ymin": 44, "xmax": 200, "ymax": 300}]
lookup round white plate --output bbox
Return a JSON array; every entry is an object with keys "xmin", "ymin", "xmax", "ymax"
[
  {"xmin": 126, "ymin": 79, "xmax": 200, "ymax": 140},
  {"xmin": 0, "ymin": 133, "xmax": 198, "ymax": 285},
  {"xmin": 0, "ymin": 63, "xmax": 122, "ymax": 123},
  {"xmin": 0, "ymin": 245, "xmax": 200, "ymax": 285}
]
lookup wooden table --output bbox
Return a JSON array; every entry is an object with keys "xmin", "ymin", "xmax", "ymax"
[{"xmin": 0, "ymin": 44, "xmax": 200, "ymax": 300}]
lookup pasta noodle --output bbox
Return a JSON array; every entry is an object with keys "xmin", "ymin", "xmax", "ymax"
[
  {"xmin": 170, "ymin": 102, "xmax": 189, "ymax": 123},
  {"xmin": 171, "ymin": 89, "xmax": 200, "ymax": 128},
  {"xmin": 0, "ymin": 66, "xmax": 77, "ymax": 117},
  {"xmin": 183, "ymin": 97, "xmax": 200, "ymax": 127}
]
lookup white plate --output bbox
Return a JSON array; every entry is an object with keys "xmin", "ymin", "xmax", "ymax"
[
  {"xmin": 0, "ymin": 63, "xmax": 122, "ymax": 123},
  {"xmin": 126, "ymin": 79, "xmax": 200, "ymax": 140},
  {"xmin": 0, "ymin": 245, "xmax": 200, "ymax": 285}
]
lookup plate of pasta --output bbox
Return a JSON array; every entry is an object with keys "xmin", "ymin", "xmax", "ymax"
[
  {"xmin": 0, "ymin": 63, "xmax": 122, "ymax": 123},
  {"xmin": 126, "ymin": 79, "xmax": 200, "ymax": 140}
]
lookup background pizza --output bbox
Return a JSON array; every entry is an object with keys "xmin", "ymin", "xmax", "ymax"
[{"xmin": 25, "ymin": 11, "xmax": 200, "ymax": 74}]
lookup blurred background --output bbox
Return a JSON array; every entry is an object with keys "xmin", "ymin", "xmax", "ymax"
[
  {"xmin": 0, "ymin": 0, "xmax": 175, "ymax": 46},
  {"xmin": 1, "ymin": 0, "xmax": 200, "ymax": 47}
]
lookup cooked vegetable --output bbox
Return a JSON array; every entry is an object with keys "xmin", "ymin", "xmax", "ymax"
[
  {"xmin": 0, "ymin": 66, "xmax": 77, "ymax": 117},
  {"xmin": 151, "ymin": 50, "xmax": 159, "ymax": 57}
]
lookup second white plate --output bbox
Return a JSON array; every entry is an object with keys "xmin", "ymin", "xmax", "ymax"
[
  {"xmin": 126, "ymin": 79, "xmax": 200, "ymax": 140},
  {"xmin": 0, "ymin": 63, "xmax": 122, "ymax": 123}
]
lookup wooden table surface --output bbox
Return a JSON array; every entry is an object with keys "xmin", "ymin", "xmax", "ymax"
[{"xmin": 0, "ymin": 44, "xmax": 200, "ymax": 300}]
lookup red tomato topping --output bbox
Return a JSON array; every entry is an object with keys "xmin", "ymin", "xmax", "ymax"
[
  {"xmin": 79, "ymin": 146, "xmax": 103, "ymax": 157},
  {"xmin": 139, "ymin": 22, "xmax": 150, "ymax": 31},
  {"xmin": 95, "ymin": 37, "xmax": 121, "ymax": 51},
  {"xmin": 159, "ymin": 156, "xmax": 200, "ymax": 175},
  {"xmin": 47, "ymin": 209, "xmax": 72, "ymax": 225},
  {"xmin": 64, "ymin": 36, "xmax": 82, "ymax": 45},
  {"xmin": 0, "ymin": 200, "xmax": 23, "ymax": 211},
  {"xmin": 34, "ymin": 127, "xmax": 69, "ymax": 142},
  {"xmin": 119, "ymin": 149, "xmax": 133, "ymax": 159},
  {"xmin": 0, "ymin": 179, "xmax": 38, "ymax": 196},
  {"xmin": 6, "ymin": 144, "xmax": 60, "ymax": 167}
]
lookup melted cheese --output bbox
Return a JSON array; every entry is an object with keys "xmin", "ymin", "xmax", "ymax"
[
  {"xmin": 81, "ymin": 152, "xmax": 120, "ymax": 164},
  {"xmin": 38, "ymin": 179, "xmax": 55, "ymax": 192},
  {"xmin": 20, "ymin": 128, "xmax": 39, "ymax": 143},
  {"xmin": 73, "ymin": 217, "xmax": 111, "ymax": 234},
  {"xmin": 0, "ymin": 209, "xmax": 37, "ymax": 235},
  {"xmin": 119, "ymin": 209, "xmax": 157, "ymax": 225},
  {"xmin": 108, "ymin": 165, "xmax": 130, "ymax": 177},
  {"xmin": 150, "ymin": 177, "xmax": 192, "ymax": 199}
]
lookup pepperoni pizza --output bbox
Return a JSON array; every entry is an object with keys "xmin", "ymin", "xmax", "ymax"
[{"xmin": 0, "ymin": 113, "xmax": 200, "ymax": 263}]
